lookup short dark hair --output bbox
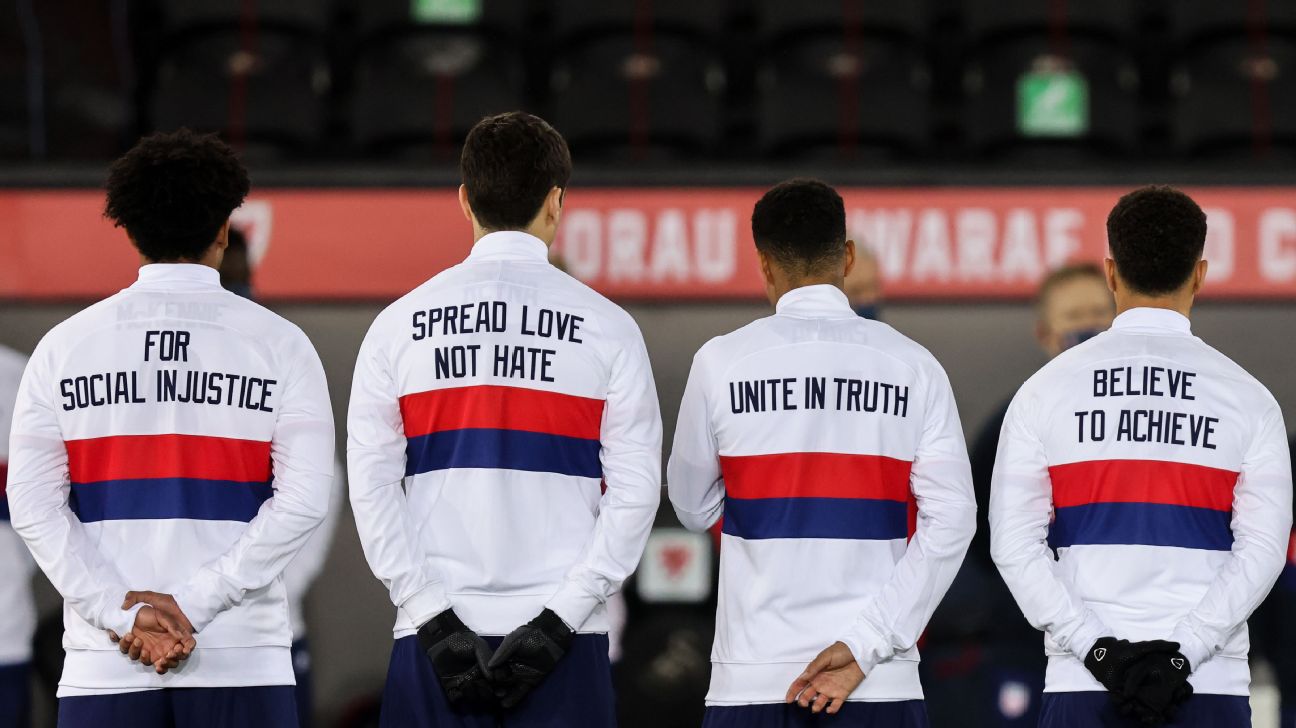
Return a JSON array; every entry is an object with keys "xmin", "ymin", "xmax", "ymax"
[
  {"xmin": 104, "ymin": 129, "xmax": 250, "ymax": 262},
  {"xmin": 460, "ymin": 112, "xmax": 572, "ymax": 231},
  {"xmin": 1106, "ymin": 185, "xmax": 1207, "ymax": 296},
  {"xmin": 751, "ymin": 179, "xmax": 847, "ymax": 275}
]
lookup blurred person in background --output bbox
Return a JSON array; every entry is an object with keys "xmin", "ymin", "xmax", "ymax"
[
  {"xmin": 845, "ymin": 243, "xmax": 883, "ymax": 320},
  {"xmin": 219, "ymin": 228, "xmax": 344, "ymax": 728},
  {"xmin": 668, "ymin": 179, "xmax": 976, "ymax": 727},
  {"xmin": 0, "ymin": 343, "xmax": 38, "ymax": 728},
  {"xmin": 924, "ymin": 262, "xmax": 1115, "ymax": 727},
  {"xmin": 348, "ymin": 112, "xmax": 661, "ymax": 727}
]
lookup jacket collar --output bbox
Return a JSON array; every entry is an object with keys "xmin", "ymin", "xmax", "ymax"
[
  {"xmin": 468, "ymin": 231, "xmax": 550, "ymax": 262},
  {"xmin": 775, "ymin": 284, "xmax": 856, "ymax": 319},
  {"xmin": 1111, "ymin": 307, "xmax": 1192, "ymax": 334},
  {"xmin": 131, "ymin": 263, "xmax": 222, "ymax": 289}
]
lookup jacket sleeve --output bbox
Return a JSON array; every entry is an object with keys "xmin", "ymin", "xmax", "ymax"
[
  {"xmin": 1169, "ymin": 401, "xmax": 1292, "ymax": 670},
  {"xmin": 839, "ymin": 363, "xmax": 977, "ymax": 674},
  {"xmin": 347, "ymin": 326, "xmax": 451, "ymax": 629},
  {"xmin": 6, "ymin": 343, "xmax": 142, "ymax": 637},
  {"xmin": 989, "ymin": 387, "xmax": 1111, "ymax": 660},
  {"xmin": 666, "ymin": 347, "xmax": 724, "ymax": 532},
  {"xmin": 174, "ymin": 329, "xmax": 334, "ymax": 632},
  {"xmin": 545, "ymin": 322, "xmax": 663, "ymax": 630},
  {"xmin": 281, "ymin": 459, "xmax": 344, "ymax": 615}
]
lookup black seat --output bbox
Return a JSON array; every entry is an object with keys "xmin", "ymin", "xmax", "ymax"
[
  {"xmin": 551, "ymin": 0, "xmax": 726, "ymax": 43},
  {"xmin": 156, "ymin": 0, "xmax": 332, "ymax": 36},
  {"xmin": 350, "ymin": 34, "xmax": 525, "ymax": 156},
  {"xmin": 1167, "ymin": 0, "xmax": 1296, "ymax": 46},
  {"xmin": 758, "ymin": 36, "xmax": 930, "ymax": 158},
  {"xmin": 964, "ymin": 0, "xmax": 1140, "ymax": 45},
  {"xmin": 549, "ymin": 35, "xmax": 724, "ymax": 158},
  {"xmin": 755, "ymin": 0, "xmax": 927, "ymax": 46},
  {"xmin": 1173, "ymin": 36, "xmax": 1296, "ymax": 156},
  {"xmin": 962, "ymin": 35, "xmax": 1140, "ymax": 157},
  {"xmin": 150, "ymin": 32, "xmax": 328, "ymax": 157}
]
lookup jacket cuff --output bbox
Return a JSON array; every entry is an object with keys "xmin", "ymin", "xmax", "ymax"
[
  {"xmin": 1064, "ymin": 612, "xmax": 1110, "ymax": 662},
  {"xmin": 1169, "ymin": 624, "xmax": 1212, "ymax": 671},
  {"xmin": 174, "ymin": 570, "xmax": 231, "ymax": 633},
  {"xmin": 102, "ymin": 602, "xmax": 146, "ymax": 637},
  {"xmin": 545, "ymin": 582, "xmax": 602, "ymax": 632},
  {"xmin": 400, "ymin": 583, "xmax": 452, "ymax": 630},
  {"xmin": 840, "ymin": 620, "xmax": 889, "ymax": 676}
]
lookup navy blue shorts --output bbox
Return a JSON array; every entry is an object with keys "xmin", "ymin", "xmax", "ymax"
[
  {"xmin": 380, "ymin": 634, "xmax": 615, "ymax": 728},
  {"xmin": 57, "ymin": 686, "xmax": 297, "ymax": 728},
  {"xmin": 1039, "ymin": 691, "xmax": 1250, "ymax": 728},
  {"xmin": 0, "ymin": 662, "xmax": 31, "ymax": 728},
  {"xmin": 703, "ymin": 700, "xmax": 929, "ymax": 728}
]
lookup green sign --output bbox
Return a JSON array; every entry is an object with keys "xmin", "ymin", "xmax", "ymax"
[
  {"xmin": 411, "ymin": 0, "xmax": 482, "ymax": 24},
  {"xmin": 1017, "ymin": 68, "xmax": 1089, "ymax": 138}
]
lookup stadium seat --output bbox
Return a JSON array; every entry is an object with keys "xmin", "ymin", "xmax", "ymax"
[
  {"xmin": 1173, "ymin": 36, "xmax": 1296, "ymax": 156},
  {"xmin": 1167, "ymin": 0, "xmax": 1296, "ymax": 47},
  {"xmin": 150, "ymin": 32, "xmax": 328, "ymax": 157},
  {"xmin": 550, "ymin": 35, "xmax": 724, "ymax": 158},
  {"xmin": 962, "ymin": 35, "xmax": 1140, "ymax": 156},
  {"xmin": 353, "ymin": 0, "xmax": 529, "ymax": 40},
  {"xmin": 963, "ymin": 0, "xmax": 1141, "ymax": 45},
  {"xmin": 155, "ymin": 0, "xmax": 332, "ymax": 37},
  {"xmin": 350, "ymin": 34, "xmax": 525, "ymax": 156},
  {"xmin": 550, "ymin": 0, "xmax": 726, "ymax": 43},
  {"xmin": 755, "ymin": 0, "xmax": 928, "ymax": 46},
  {"xmin": 757, "ymin": 36, "xmax": 930, "ymax": 158}
]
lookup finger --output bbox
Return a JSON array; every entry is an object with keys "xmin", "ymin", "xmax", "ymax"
[
  {"xmin": 797, "ymin": 685, "xmax": 819, "ymax": 709},
  {"xmin": 811, "ymin": 691, "xmax": 832, "ymax": 714},
  {"xmin": 108, "ymin": 630, "xmax": 120, "ymax": 643},
  {"xmin": 785, "ymin": 677, "xmax": 809, "ymax": 704},
  {"xmin": 180, "ymin": 635, "xmax": 197, "ymax": 657},
  {"xmin": 128, "ymin": 638, "xmax": 144, "ymax": 661},
  {"xmin": 826, "ymin": 695, "xmax": 845, "ymax": 715}
]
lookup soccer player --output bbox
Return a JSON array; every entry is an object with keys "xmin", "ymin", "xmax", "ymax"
[
  {"xmin": 0, "ymin": 343, "xmax": 37, "ymax": 727},
  {"xmin": 6, "ymin": 129, "xmax": 335, "ymax": 727},
  {"xmin": 348, "ymin": 111, "xmax": 661, "ymax": 727},
  {"xmin": 990, "ymin": 185, "xmax": 1293, "ymax": 727},
  {"xmin": 667, "ymin": 179, "xmax": 977, "ymax": 727}
]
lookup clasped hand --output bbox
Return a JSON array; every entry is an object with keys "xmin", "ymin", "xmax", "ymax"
[
  {"xmin": 784, "ymin": 641, "xmax": 866, "ymax": 716},
  {"xmin": 106, "ymin": 591, "xmax": 197, "ymax": 675}
]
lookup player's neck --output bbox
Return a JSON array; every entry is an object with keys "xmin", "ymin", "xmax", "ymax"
[{"xmin": 1114, "ymin": 292, "xmax": 1193, "ymax": 319}]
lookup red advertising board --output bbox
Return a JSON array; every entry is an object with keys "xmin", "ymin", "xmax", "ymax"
[{"xmin": 2, "ymin": 187, "xmax": 1295, "ymax": 301}]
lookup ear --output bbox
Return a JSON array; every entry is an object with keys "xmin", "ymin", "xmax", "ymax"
[
  {"xmin": 458, "ymin": 185, "xmax": 473, "ymax": 223},
  {"xmin": 758, "ymin": 250, "xmax": 776, "ymax": 287},
  {"xmin": 1190, "ymin": 258, "xmax": 1208, "ymax": 295},
  {"xmin": 545, "ymin": 187, "xmax": 564, "ymax": 226},
  {"xmin": 843, "ymin": 239, "xmax": 857, "ymax": 279},
  {"xmin": 1103, "ymin": 258, "xmax": 1119, "ymax": 294},
  {"xmin": 215, "ymin": 219, "xmax": 232, "ymax": 253}
]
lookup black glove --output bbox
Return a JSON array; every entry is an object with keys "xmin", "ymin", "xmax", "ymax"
[
  {"xmin": 1083, "ymin": 637, "xmax": 1182, "ymax": 694},
  {"xmin": 486, "ymin": 608, "xmax": 574, "ymax": 709},
  {"xmin": 417, "ymin": 609, "xmax": 496, "ymax": 708},
  {"xmin": 1120, "ymin": 650, "xmax": 1194, "ymax": 725}
]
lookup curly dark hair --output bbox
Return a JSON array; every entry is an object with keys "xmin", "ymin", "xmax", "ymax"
[
  {"xmin": 751, "ymin": 178, "xmax": 847, "ymax": 276},
  {"xmin": 104, "ymin": 129, "xmax": 250, "ymax": 262},
  {"xmin": 1107, "ymin": 185, "xmax": 1207, "ymax": 296},
  {"xmin": 460, "ymin": 112, "xmax": 572, "ymax": 232}
]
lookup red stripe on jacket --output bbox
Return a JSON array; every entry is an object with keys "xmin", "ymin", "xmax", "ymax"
[
  {"xmin": 399, "ymin": 385, "xmax": 604, "ymax": 440},
  {"xmin": 719, "ymin": 452, "xmax": 913, "ymax": 502},
  {"xmin": 65, "ymin": 434, "xmax": 272, "ymax": 484},
  {"xmin": 1049, "ymin": 459, "xmax": 1238, "ymax": 511}
]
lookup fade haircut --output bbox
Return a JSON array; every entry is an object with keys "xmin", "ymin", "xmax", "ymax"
[
  {"xmin": 1106, "ymin": 185, "xmax": 1208, "ymax": 296},
  {"xmin": 751, "ymin": 179, "xmax": 847, "ymax": 276},
  {"xmin": 104, "ymin": 129, "xmax": 250, "ymax": 262},
  {"xmin": 460, "ymin": 112, "xmax": 572, "ymax": 232}
]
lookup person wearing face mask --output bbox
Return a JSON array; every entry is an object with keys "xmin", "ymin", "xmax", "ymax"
[
  {"xmin": 844, "ymin": 244, "xmax": 883, "ymax": 321},
  {"xmin": 921, "ymin": 263, "xmax": 1116, "ymax": 728}
]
